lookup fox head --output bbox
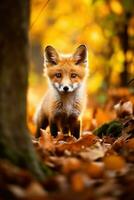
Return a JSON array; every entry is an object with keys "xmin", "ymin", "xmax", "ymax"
[{"xmin": 44, "ymin": 45, "xmax": 88, "ymax": 93}]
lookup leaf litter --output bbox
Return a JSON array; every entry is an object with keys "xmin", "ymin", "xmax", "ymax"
[{"xmin": 0, "ymin": 99, "xmax": 134, "ymax": 200}]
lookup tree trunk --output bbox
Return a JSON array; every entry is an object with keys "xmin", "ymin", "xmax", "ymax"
[
  {"xmin": 0, "ymin": 0, "xmax": 47, "ymax": 180},
  {"xmin": 119, "ymin": 12, "xmax": 131, "ymax": 86}
]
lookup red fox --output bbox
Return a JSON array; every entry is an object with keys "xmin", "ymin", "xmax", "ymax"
[{"xmin": 34, "ymin": 45, "xmax": 88, "ymax": 139}]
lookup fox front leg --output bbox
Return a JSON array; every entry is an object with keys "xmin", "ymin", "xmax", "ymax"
[
  {"xmin": 50, "ymin": 120, "xmax": 58, "ymax": 137},
  {"xmin": 69, "ymin": 116, "xmax": 80, "ymax": 139},
  {"xmin": 35, "ymin": 117, "xmax": 48, "ymax": 138},
  {"xmin": 60, "ymin": 115, "xmax": 69, "ymax": 135}
]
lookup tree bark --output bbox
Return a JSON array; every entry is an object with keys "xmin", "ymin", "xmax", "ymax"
[
  {"xmin": 0, "ymin": 0, "xmax": 47, "ymax": 180},
  {"xmin": 119, "ymin": 12, "xmax": 131, "ymax": 86}
]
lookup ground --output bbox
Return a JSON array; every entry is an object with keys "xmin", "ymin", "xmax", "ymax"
[{"xmin": 0, "ymin": 87, "xmax": 134, "ymax": 200}]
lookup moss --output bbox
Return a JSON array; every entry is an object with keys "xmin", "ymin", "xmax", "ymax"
[
  {"xmin": 93, "ymin": 123, "xmax": 109, "ymax": 137},
  {"xmin": 107, "ymin": 121, "xmax": 123, "ymax": 137},
  {"xmin": 0, "ymin": 139, "xmax": 52, "ymax": 181},
  {"xmin": 0, "ymin": 140, "xmax": 19, "ymax": 164},
  {"xmin": 93, "ymin": 120, "xmax": 123, "ymax": 138},
  {"xmin": 17, "ymin": 152, "xmax": 51, "ymax": 181}
]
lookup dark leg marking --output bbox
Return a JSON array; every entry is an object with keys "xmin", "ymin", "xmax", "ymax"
[
  {"xmin": 60, "ymin": 114, "xmax": 69, "ymax": 135},
  {"xmin": 50, "ymin": 121, "xmax": 58, "ymax": 137},
  {"xmin": 35, "ymin": 117, "xmax": 48, "ymax": 138},
  {"xmin": 69, "ymin": 116, "xmax": 80, "ymax": 139},
  {"xmin": 62, "ymin": 126, "xmax": 69, "ymax": 135}
]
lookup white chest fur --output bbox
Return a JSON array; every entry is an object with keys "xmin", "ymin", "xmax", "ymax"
[
  {"xmin": 53, "ymin": 86, "xmax": 84, "ymax": 117},
  {"xmin": 62, "ymin": 94, "xmax": 77, "ymax": 115}
]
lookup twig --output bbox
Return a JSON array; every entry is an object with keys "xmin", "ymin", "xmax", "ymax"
[
  {"xmin": 127, "ymin": 78, "xmax": 134, "ymax": 86},
  {"xmin": 30, "ymin": 0, "xmax": 50, "ymax": 30}
]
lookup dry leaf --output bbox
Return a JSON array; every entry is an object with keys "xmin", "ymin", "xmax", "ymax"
[
  {"xmin": 104, "ymin": 155, "xmax": 126, "ymax": 171},
  {"xmin": 71, "ymin": 172, "xmax": 90, "ymax": 192},
  {"xmin": 114, "ymin": 100, "xmax": 133, "ymax": 118},
  {"xmin": 79, "ymin": 142, "xmax": 105, "ymax": 161},
  {"xmin": 84, "ymin": 162, "xmax": 104, "ymax": 178}
]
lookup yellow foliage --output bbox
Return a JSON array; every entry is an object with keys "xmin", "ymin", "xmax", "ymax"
[
  {"xmin": 128, "ymin": 17, "xmax": 134, "ymax": 36},
  {"xmin": 88, "ymin": 73, "xmax": 103, "ymax": 93},
  {"xmin": 98, "ymin": 3, "xmax": 110, "ymax": 18},
  {"xmin": 110, "ymin": 0, "xmax": 123, "ymax": 15},
  {"xmin": 110, "ymin": 50, "xmax": 125, "ymax": 73},
  {"xmin": 126, "ymin": 51, "xmax": 133, "ymax": 62},
  {"xmin": 82, "ymin": 24, "xmax": 106, "ymax": 51},
  {"xmin": 30, "ymin": 0, "xmax": 134, "ymax": 95}
]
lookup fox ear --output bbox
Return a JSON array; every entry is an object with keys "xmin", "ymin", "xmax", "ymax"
[
  {"xmin": 44, "ymin": 46, "xmax": 59, "ymax": 65},
  {"xmin": 73, "ymin": 45, "xmax": 87, "ymax": 65}
]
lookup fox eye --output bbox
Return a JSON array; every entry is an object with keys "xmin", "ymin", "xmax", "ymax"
[
  {"xmin": 71, "ymin": 73, "xmax": 77, "ymax": 78},
  {"xmin": 55, "ymin": 73, "xmax": 62, "ymax": 78}
]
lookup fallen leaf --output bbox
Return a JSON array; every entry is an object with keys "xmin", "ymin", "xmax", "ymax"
[
  {"xmin": 84, "ymin": 162, "xmax": 104, "ymax": 178},
  {"xmin": 79, "ymin": 141, "xmax": 105, "ymax": 161},
  {"xmin": 114, "ymin": 100, "xmax": 133, "ymax": 118},
  {"xmin": 104, "ymin": 155, "xmax": 126, "ymax": 171},
  {"xmin": 62, "ymin": 157, "xmax": 81, "ymax": 174},
  {"xmin": 71, "ymin": 172, "xmax": 90, "ymax": 192}
]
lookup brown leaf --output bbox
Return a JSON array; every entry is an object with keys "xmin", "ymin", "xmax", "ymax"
[
  {"xmin": 79, "ymin": 141, "xmax": 105, "ymax": 161},
  {"xmin": 55, "ymin": 133, "xmax": 97, "ymax": 154},
  {"xmin": 39, "ymin": 129, "xmax": 55, "ymax": 152},
  {"xmin": 104, "ymin": 155, "xmax": 126, "ymax": 171},
  {"xmin": 62, "ymin": 157, "xmax": 81, "ymax": 174},
  {"xmin": 71, "ymin": 172, "xmax": 90, "ymax": 192},
  {"xmin": 124, "ymin": 138, "xmax": 134, "ymax": 150},
  {"xmin": 114, "ymin": 100, "xmax": 133, "ymax": 118},
  {"xmin": 84, "ymin": 162, "xmax": 104, "ymax": 178},
  {"xmin": 26, "ymin": 181, "xmax": 47, "ymax": 198}
]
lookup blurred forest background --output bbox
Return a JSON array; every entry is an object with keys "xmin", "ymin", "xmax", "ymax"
[{"xmin": 28, "ymin": 0, "xmax": 134, "ymax": 134}]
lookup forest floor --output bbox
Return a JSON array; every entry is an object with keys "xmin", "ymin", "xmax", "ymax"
[{"xmin": 0, "ymin": 87, "xmax": 134, "ymax": 200}]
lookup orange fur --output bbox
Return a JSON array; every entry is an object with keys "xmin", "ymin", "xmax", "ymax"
[{"xmin": 34, "ymin": 45, "xmax": 88, "ymax": 139}]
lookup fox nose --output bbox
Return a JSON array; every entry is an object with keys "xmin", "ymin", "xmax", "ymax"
[{"xmin": 63, "ymin": 86, "xmax": 69, "ymax": 92}]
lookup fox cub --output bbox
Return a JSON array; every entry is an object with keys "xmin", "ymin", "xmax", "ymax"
[{"xmin": 34, "ymin": 45, "xmax": 88, "ymax": 139}]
